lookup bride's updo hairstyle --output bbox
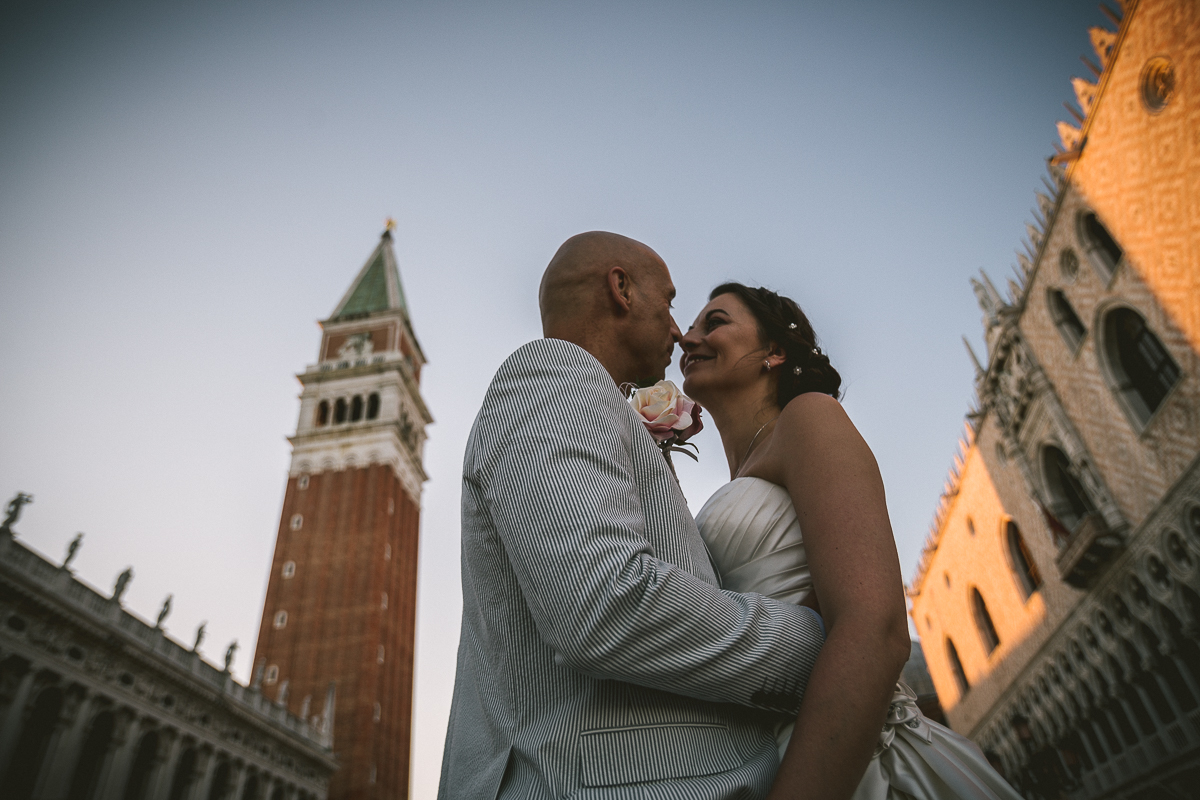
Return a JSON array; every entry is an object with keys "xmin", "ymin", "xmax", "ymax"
[{"xmin": 709, "ymin": 282, "xmax": 842, "ymax": 406}]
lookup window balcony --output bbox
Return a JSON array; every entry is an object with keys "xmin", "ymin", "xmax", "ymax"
[{"xmin": 1056, "ymin": 513, "xmax": 1123, "ymax": 589}]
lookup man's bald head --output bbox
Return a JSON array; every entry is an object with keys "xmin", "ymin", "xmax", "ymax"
[
  {"xmin": 538, "ymin": 231, "xmax": 662, "ymax": 330},
  {"xmin": 538, "ymin": 231, "xmax": 680, "ymax": 386}
]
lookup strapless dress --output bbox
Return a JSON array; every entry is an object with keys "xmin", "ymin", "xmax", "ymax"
[{"xmin": 696, "ymin": 477, "xmax": 1023, "ymax": 800}]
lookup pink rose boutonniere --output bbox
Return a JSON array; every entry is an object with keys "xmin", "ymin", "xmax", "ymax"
[{"xmin": 628, "ymin": 380, "xmax": 703, "ymax": 472}]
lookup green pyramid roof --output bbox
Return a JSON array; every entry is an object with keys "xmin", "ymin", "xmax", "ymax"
[{"xmin": 330, "ymin": 232, "xmax": 410, "ymax": 321}]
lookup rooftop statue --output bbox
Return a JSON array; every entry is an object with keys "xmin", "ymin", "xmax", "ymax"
[
  {"xmin": 156, "ymin": 594, "xmax": 173, "ymax": 628},
  {"xmin": 225, "ymin": 640, "xmax": 238, "ymax": 673},
  {"xmin": 112, "ymin": 567, "xmax": 133, "ymax": 604},
  {"xmin": 1, "ymin": 492, "xmax": 33, "ymax": 535},
  {"xmin": 62, "ymin": 532, "xmax": 83, "ymax": 570},
  {"xmin": 193, "ymin": 621, "xmax": 207, "ymax": 652}
]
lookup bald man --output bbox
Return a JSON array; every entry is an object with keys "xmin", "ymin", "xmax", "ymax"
[{"xmin": 439, "ymin": 232, "xmax": 826, "ymax": 800}]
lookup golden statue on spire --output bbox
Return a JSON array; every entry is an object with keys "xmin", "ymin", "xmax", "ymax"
[{"xmin": 384, "ymin": 217, "xmax": 397, "ymax": 232}]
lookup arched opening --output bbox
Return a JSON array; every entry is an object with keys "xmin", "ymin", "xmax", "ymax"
[
  {"xmin": 67, "ymin": 710, "xmax": 115, "ymax": 800},
  {"xmin": 1007, "ymin": 521, "xmax": 1042, "ymax": 599},
  {"xmin": 167, "ymin": 747, "xmax": 197, "ymax": 800},
  {"xmin": 972, "ymin": 588, "xmax": 1001, "ymax": 655},
  {"xmin": 946, "ymin": 638, "xmax": 969, "ymax": 697},
  {"xmin": 315, "ymin": 400, "xmax": 329, "ymax": 426},
  {"xmin": 1047, "ymin": 289, "xmax": 1086, "ymax": 350},
  {"xmin": 366, "ymin": 392, "xmax": 380, "ymax": 420},
  {"xmin": 1102, "ymin": 307, "xmax": 1180, "ymax": 426},
  {"xmin": 1078, "ymin": 211, "xmax": 1123, "ymax": 281},
  {"xmin": 239, "ymin": 774, "xmax": 259, "ymax": 800},
  {"xmin": 350, "ymin": 395, "xmax": 364, "ymax": 422},
  {"xmin": 333, "ymin": 398, "xmax": 348, "ymax": 424},
  {"xmin": 1042, "ymin": 445, "xmax": 1095, "ymax": 531},
  {"xmin": 122, "ymin": 730, "xmax": 159, "ymax": 800},
  {"xmin": 3, "ymin": 686, "xmax": 64, "ymax": 800},
  {"xmin": 206, "ymin": 760, "xmax": 232, "ymax": 800}
]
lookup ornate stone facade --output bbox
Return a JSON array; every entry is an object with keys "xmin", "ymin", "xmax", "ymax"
[
  {"xmin": 909, "ymin": 1, "xmax": 1200, "ymax": 797},
  {"xmin": 0, "ymin": 526, "xmax": 335, "ymax": 800}
]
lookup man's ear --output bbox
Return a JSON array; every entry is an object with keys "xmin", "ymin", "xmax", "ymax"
[{"xmin": 607, "ymin": 266, "xmax": 633, "ymax": 314}]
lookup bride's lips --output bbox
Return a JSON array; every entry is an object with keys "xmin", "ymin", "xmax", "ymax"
[{"xmin": 681, "ymin": 354, "xmax": 713, "ymax": 374}]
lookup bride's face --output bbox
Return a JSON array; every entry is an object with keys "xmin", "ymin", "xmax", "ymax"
[{"xmin": 679, "ymin": 293, "xmax": 769, "ymax": 404}]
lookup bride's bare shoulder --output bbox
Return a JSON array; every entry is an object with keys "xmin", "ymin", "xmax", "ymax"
[{"xmin": 778, "ymin": 392, "xmax": 850, "ymax": 431}]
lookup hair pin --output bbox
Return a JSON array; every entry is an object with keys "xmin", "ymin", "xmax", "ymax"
[
  {"xmin": 793, "ymin": 366, "xmax": 802, "ymax": 375},
  {"xmin": 788, "ymin": 323, "xmax": 797, "ymax": 329}
]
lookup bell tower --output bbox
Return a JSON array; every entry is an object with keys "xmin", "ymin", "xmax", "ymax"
[{"xmin": 254, "ymin": 224, "xmax": 431, "ymax": 800}]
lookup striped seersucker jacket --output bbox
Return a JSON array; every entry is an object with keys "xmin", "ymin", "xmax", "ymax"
[{"xmin": 438, "ymin": 338, "xmax": 825, "ymax": 800}]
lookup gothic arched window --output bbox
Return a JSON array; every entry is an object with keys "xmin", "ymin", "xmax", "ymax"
[
  {"xmin": 1078, "ymin": 211, "xmax": 1123, "ymax": 282},
  {"xmin": 1042, "ymin": 445, "xmax": 1095, "ymax": 531},
  {"xmin": 947, "ymin": 638, "xmax": 970, "ymax": 697},
  {"xmin": 1007, "ymin": 521, "xmax": 1042, "ymax": 599},
  {"xmin": 350, "ymin": 395, "xmax": 364, "ymax": 422},
  {"xmin": 1047, "ymin": 289, "xmax": 1086, "ymax": 351},
  {"xmin": 366, "ymin": 392, "xmax": 381, "ymax": 420},
  {"xmin": 334, "ymin": 398, "xmax": 348, "ymax": 424},
  {"xmin": 316, "ymin": 400, "xmax": 329, "ymax": 426},
  {"xmin": 972, "ymin": 588, "xmax": 1001, "ymax": 655},
  {"xmin": 1102, "ymin": 307, "xmax": 1180, "ymax": 426}
]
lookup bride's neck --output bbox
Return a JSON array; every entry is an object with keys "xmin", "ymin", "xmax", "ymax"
[{"xmin": 702, "ymin": 388, "xmax": 781, "ymax": 479}]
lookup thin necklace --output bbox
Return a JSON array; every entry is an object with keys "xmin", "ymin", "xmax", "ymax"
[{"xmin": 736, "ymin": 418, "xmax": 776, "ymax": 478}]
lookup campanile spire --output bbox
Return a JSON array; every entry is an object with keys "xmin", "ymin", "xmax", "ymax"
[{"xmin": 254, "ymin": 225, "xmax": 430, "ymax": 800}]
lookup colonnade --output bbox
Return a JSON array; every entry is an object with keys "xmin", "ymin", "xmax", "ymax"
[
  {"xmin": 0, "ymin": 659, "xmax": 324, "ymax": 800},
  {"xmin": 974, "ymin": 500, "xmax": 1200, "ymax": 799}
]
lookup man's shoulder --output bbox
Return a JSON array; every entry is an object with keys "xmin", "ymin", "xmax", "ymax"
[{"xmin": 495, "ymin": 337, "xmax": 607, "ymax": 382}]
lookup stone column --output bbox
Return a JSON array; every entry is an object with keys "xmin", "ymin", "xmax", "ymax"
[
  {"xmin": 147, "ymin": 729, "xmax": 183, "ymax": 799},
  {"xmin": 96, "ymin": 710, "xmax": 142, "ymax": 800},
  {"xmin": 190, "ymin": 746, "xmax": 217, "ymax": 800},
  {"xmin": 0, "ymin": 664, "xmax": 35, "ymax": 776},
  {"xmin": 225, "ymin": 760, "xmax": 246, "ymax": 800},
  {"xmin": 32, "ymin": 683, "xmax": 91, "ymax": 799}
]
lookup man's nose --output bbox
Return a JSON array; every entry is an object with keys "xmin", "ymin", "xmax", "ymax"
[{"xmin": 669, "ymin": 316, "xmax": 682, "ymax": 343}]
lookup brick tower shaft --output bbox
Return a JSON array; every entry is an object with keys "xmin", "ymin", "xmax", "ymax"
[{"xmin": 254, "ymin": 226, "xmax": 430, "ymax": 800}]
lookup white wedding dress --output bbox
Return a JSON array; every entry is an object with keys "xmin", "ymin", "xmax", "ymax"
[{"xmin": 696, "ymin": 477, "xmax": 1023, "ymax": 800}]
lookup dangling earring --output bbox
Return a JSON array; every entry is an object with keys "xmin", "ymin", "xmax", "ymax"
[{"xmin": 763, "ymin": 359, "xmax": 772, "ymax": 371}]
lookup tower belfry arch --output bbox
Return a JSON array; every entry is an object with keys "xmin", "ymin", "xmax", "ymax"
[{"xmin": 254, "ymin": 225, "xmax": 431, "ymax": 800}]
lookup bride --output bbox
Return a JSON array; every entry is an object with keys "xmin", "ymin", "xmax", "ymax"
[{"xmin": 679, "ymin": 283, "xmax": 1022, "ymax": 800}]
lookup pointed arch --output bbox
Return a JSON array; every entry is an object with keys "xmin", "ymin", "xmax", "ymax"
[
  {"xmin": 1047, "ymin": 289, "xmax": 1087, "ymax": 350},
  {"xmin": 1041, "ymin": 445, "xmax": 1095, "ymax": 531},
  {"xmin": 946, "ymin": 637, "xmax": 970, "ymax": 697},
  {"xmin": 1006, "ymin": 521, "xmax": 1042, "ymax": 599},
  {"xmin": 972, "ymin": 587, "xmax": 1001, "ymax": 655},
  {"xmin": 1078, "ymin": 210, "xmax": 1122, "ymax": 282},
  {"xmin": 1101, "ymin": 307, "xmax": 1180, "ymax": 426}
]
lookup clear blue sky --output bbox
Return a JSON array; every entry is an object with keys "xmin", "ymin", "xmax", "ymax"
[{"xmin": 0, "ymin": 1, "xmax": 1110, "ymax": 795}]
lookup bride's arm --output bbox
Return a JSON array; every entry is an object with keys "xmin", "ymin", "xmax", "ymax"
[{"xmin": 761, "ymin": 393, "xmax": 910, "ymax": 800}]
